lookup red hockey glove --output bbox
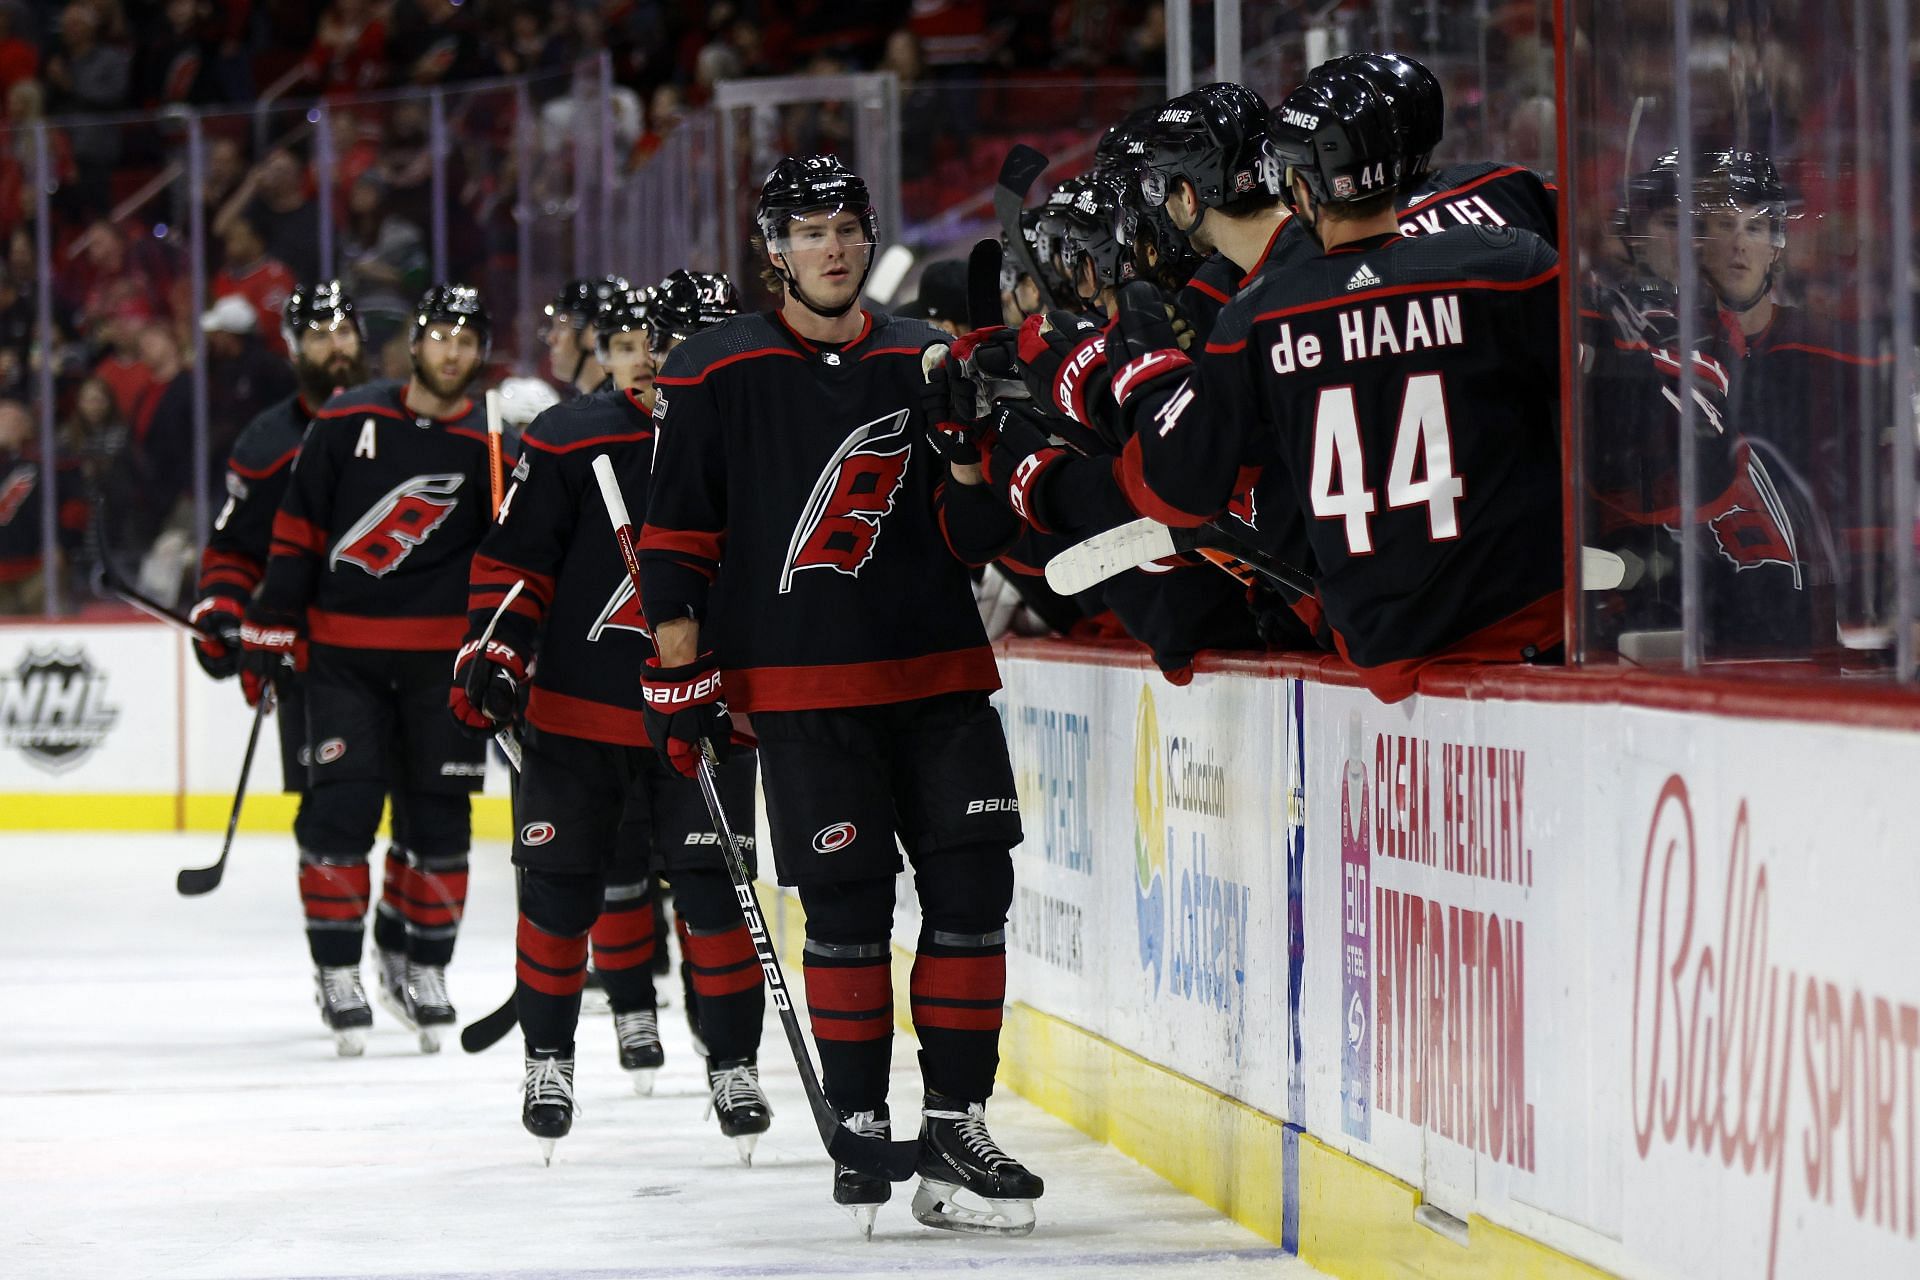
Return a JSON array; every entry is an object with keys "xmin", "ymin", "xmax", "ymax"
[
  {"xmin": 238, "ymin": 605, "xmax": 306, "ymax": 707},
  {"xmin": 640, "ymin": 653, "xmax": 731, "ymax": 778},
  {"xmin": 1016, "ymin": 310, "xmax": 1111, "ymax": 431},
  {"xmin": 188, "ymin": 595, "xmax": 245, "ymax": 681},
  {"xmin": 985, "ymin": 403, "xmax": 1068, "ymax": 533},
  {"xmin": 449, "ymin": 637, "xmax": 530, "ymax": 738}
]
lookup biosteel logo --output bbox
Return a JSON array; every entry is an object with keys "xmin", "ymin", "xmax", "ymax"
[{"xmin": 1631, "ymin": 774, "xmax": 1920, "ymax": 1277}]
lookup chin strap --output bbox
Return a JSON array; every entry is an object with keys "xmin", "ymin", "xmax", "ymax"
[
  {"xmin": 1703, "ymin": 265, "xmax": 1774, "ymax": 316},
  {"xmin": 774, "ymin": 256, "xmax": 872, "ymax": 320}
]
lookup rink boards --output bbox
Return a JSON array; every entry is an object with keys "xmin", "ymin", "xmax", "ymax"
[{"xmin": 6, "ymin": 620, "xmax": 1920, "ymax": 1279}]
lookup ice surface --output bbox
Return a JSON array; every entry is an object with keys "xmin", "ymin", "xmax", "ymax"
[{"xmin": 2, "ymin": 833, "xmax": 1317, "ymax": 1280}]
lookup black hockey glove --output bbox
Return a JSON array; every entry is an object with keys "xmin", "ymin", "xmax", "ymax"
[
  {"xmin": 449, "ymin": 637, "xmax": 530, "ymax": 738},
  {"xmin": 187, "ymin": 595, "xmax": 245, "ymax": 680},
  {"xmin": 1016, "ymin": 310, "xmax": 1112, "ymax": 436},
  {"xmin": 1109, "ymin": 280, "xmax": 1194, "ymax": 441},
  {"xmin": 237, "ymin": 602, "xmax": 306, "ymax": 708},
  {"xmin": 984, "ymin": 402, "xmax": 1068, "ymax": 534},
  {"xmin": 920, "ymin": 348, "xmax": 987, "ymax": 465},
  {"xmin": 640, "ymin": 652, "xmax": 732, "ymax": 778}
]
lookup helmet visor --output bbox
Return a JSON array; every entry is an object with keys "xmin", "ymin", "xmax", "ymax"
[{"xmin": 767, "ymin": 206, "xmax": 877, "ymax": 258}]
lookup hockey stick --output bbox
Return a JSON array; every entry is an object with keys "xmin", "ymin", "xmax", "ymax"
[
  {"xmin": 589, "ymin": 454, "xmax": 921, "ymax": 1182},
  {"xmin": 966, "ymin": 237, "xmax": 1005, "ymax": 330},
  {"xmin": 996, "ymin": 145, "xmax": 1058, "ymax": 311},
  {"xmin": 175, "ymin": 686, "xmax": 271, "ymax": 896},
  {"xmin": 1045, "ymin": 516, "xmax": 1316, "ymax": 596},
  {"xmin": 485, "ymin": 389, "xmax": 506, "ymax": 517}
]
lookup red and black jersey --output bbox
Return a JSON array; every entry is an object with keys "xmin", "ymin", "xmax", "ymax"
[
  {"xmin": 257, "ymin": 378, "xmax": 518, "ymax": 652},
  {"xmin": 467, "ymin": 386, "xmax": 655, "ymax": 746},
  {"xmin": 1123, "ymin": 225, "xmax": 1563, "ymax": 701},
  {"xmin": 639, "ymin": 309, "xmax": 1014, "ymax": 714},
  {"xmin": 1177, "ymin": 252, "xmax": 1242, "ymax": 346},
  {"xmin": 0, "ymin": 450, "xmax": 85, "ymax": 583},
  {"xmin": 1396, "ymin": 161, "xmax": 1559, "ymax": 245},
  {"xmin": 196, "ymin": 394, "xmax": 314, "ymax": 607}
]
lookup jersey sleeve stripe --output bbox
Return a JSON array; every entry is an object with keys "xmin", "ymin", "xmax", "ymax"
[
  {"xmin": 270, "ymin": 511, "xmax": 328, "ymax": 557},
  {"xmin": 638, "ymin": 523, "xmax": 724, "ymax": 573},
  {"xmin": 656, "ymin": 347, "xmax": 806, "ymax": 386},
  {"xmin": 470, "ymin": 554, "xmax": 556, "ymax": 608},
  {"xmin": 1118, "ymin": 436, "xmax": 1216, "ymax": 528},
  {"xmin": 523, "ymin": 429, "xmax": 652, "ymax": 455},
  {"xmin": 1251, "ymin": 266, "xmax": 1559, "ymax": 327},
  {"xmin": 229, "ymin": 445, "xmax": 301, "ymax": 481}
]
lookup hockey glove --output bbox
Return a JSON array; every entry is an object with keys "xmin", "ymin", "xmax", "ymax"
[
  {"xmin": 238, "ymin": 604, "xmax": 307, "ymax": 707},
  {"xmin": 985, "ymin": 403, "xmax": 1068, "ymax": 533},
  {"xmin": 1016, "ymin": 310, "xmax": 1112, "ymax": 436},
  {"xmin": 640, "ymin": 652, "xmax": 731, "ymax": 778},
  {"xmin": 920, "ymin": 348, "xmax": 987, "ymax": 466},
  {"xmin": 449, "ymin": 637, "xmax": 530, "ymax": 738},
  {"xmin": 1109, "ymin": 280, "xmax": 1195, "ymax": 440},
  {"xmin": 187, "ymin": 595, "xmax": 245, "ymax": 680}
]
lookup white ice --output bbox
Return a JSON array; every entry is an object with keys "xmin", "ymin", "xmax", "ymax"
[{"xmin": 2, "ymin": 833, "xmax": 1320, "ymax": 1280}]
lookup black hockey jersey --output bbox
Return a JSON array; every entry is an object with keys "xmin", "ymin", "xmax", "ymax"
[
  {"xmin": 259, "ymin": 378, "xmax": 517, "ymax": 651},
  {"xmin": 1124, "ymin": 226, "xmax": 1564, "ymax": 701},
  {"xmin": 639, "ymin": 310, "xmax": 1009, "ymax": 713},
  {"xmin": 196, "ymin": 395, "xmax": 314, "ymax": 606},
  {"xmin": 1177, "ymin": 252, "xmax": 1240, "ymax": 346},
  {"xmin": 467, "ymin": 386, "xmax": 655, "ymax": 745}
]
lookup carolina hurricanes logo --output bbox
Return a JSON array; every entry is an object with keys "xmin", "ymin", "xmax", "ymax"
[
  {"xmin": 779, "ymin": 410, "xmax": 911, "ymax": 594},
  {"xmin": 0, "ymin": 465, "xmax": 34, "ymax": 525},
  {"xmin": 330, "ymin": 473, "xmax": 465, "ymax": 576},
  {"xmin": 588, "ymin": 576, "xmax": 650, "ymax": 641}
]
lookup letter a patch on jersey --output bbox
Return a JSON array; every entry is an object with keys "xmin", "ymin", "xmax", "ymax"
[
  {"xmin": 779, "ymin": 409, "xmax": 911, "ymax": 594},
  {"xmin": 330, "ymin": 473, "xmax": 465, "ymax": 576}
]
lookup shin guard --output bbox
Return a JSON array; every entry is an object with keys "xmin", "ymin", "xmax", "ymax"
[
  {"xmin": 590, "ymin": 880, "xmax": 658, "ymax": 1013},
  {"xmin": 298, "ymin": 853, "xmax": 370, "ymax": 967}
]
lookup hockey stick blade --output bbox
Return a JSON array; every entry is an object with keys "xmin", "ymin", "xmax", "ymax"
[
  {"xmin": 1044, "ymin": 517, "xmax": 1179, "ymax": 594},
  {"xmin": 995, "ymin": 144, "xmax": 1058, "ymax": 311},
  {"xmin": 966, "ymin": 237, "xmax": 1004, "ymax": 330},
  {"xmin": 176, "ymin": 688, "xmax": 271, "ymax": 896},
  {"xmin": 460, "ymin": 995, "xmax": 518, "ymax": 1053}
]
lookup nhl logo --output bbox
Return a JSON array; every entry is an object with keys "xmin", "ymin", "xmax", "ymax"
[{"xmin": 0, "ymin": 646, "xmax": 119, "ymax": 774}]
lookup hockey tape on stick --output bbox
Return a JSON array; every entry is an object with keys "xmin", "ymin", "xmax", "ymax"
[
  {"xmin": 176, "ymin": 687, "xmax": 272, "ymax": 897},
  {"xmin": 1044, "ymin": 517, "xmax": 1180, "ymax": 594},
  {"xmin": 590, "ymin": 453, "xmax": 919, "ymax": 1181},
  {"xmin": 485, "ymin": 389, "xmax": 505, "ymax": 517},
  {"xmin": 1582, "ymin": 546, "xmax": 1628, "ymax": 591}
]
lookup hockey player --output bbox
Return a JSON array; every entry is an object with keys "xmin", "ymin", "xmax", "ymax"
[
  {"xmin": 452, "ymin": 278, "xmax": 773, "ymax": 1163},
  {"xmin": 188, "ymin": 283, "xmax": 440, "ymax": 1057},
  {"xmin": 638, "ymin": 155, "xmax": 1043, "ymax": 1236},
  {"xmin": 542, "ymin": 275, "xmax": 632, "ymax": 398},
  {"xmin": 240, "ymin": 284, "xmax": 512, "ymax": 1052},
  {"xmin": 1102, "ymin": 68, "xmax": 1564, "ymax": 700}
]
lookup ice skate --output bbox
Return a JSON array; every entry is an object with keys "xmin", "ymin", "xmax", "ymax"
[
  {"xmin": 705, "ymin": 1056, "xmax": 771, "ymax": 1164},
  {"xmin": 833, "ymin": 1107, "xmax": 892, "ymax": 1239},
  {"xmin": 373, "ymin": 944, "xmax": 408, "ymax": 1026},
  {"xmin": 377, "ymin": 952, "xmax": 455, "ymax": 1053},
  {"xmin": 522, "ymin": 1050, "xmax": 576, "ymax": 1166},
  {"xmin": 911, "ymin": 1094, "xmax": 1043, "ymax": 1236},
  {"xmin": 613, "ymin": 1008, "xmax": 664, "ymax": 1094},
  {"xmin": 313, "ymin": 966, "xmax": 371, "ymax": 1057}
]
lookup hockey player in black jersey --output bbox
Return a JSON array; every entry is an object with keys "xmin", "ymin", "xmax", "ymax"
[
  {"xmin": 190, "ymin": 282, "xmax": 434, "ymax": 1056},
  {"xmin": 543, "ymin": 275, "xmax": 632, "ymax": 398},
  {"xmin": 1101, "ymin": 68, "xmax": 1563, "ymax": 701},
  {"xmin": 240, "ymin": 284, "xmax": 513, "ymax": 1053},
  {"xmin": 639, "ymin": 155, "xmax": 1043, "ymax": 1237},
  {"xmin": 452, "ymin": 278, "xmax": 773, "ymax": 1163}
]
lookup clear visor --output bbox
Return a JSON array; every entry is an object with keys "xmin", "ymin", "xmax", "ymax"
[{"xmin": 768, "ymin": 206, "xmax": 876, "ymax": 257}]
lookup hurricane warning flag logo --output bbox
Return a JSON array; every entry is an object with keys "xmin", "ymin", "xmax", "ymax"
[{"xmin": 780, "ymin": 410, "xmax": 911, "ymax": 594}]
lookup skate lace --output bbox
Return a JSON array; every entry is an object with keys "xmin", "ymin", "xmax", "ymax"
[
  {"xmin": 320, "ymin": 967, "xmax": 366, "ymax": 1008},
  {"xmin": 525, "ymin": 1056, "xmax": 577, "ymax": 1111},
  {"xmin": 935, "ymin": 1104, "xmax": 1015, "ymax": 1171},
  {"xmin": 614, "ymin": 1009, "xmax": 660, "ymax": 1049},
  {"xmin": 408, "ymin": 964, "xmax": 449, "ymax": 1008},
  {"xmin": 707, "ymin": 1063, "xmax": 768, "ymax": 1116}
]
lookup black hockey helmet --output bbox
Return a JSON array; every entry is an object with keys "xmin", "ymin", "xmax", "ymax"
[
  {"xmin": 755, "ymin": 154, "xmax": 878, "ymax": 317},
  {"xmin": 1043, "ymin": 172, "xmax": 1138, "ymax": 306},
  {"xmin": 1136, "ymin": 83, "xmax": 1275, "ymax": 219},
  {"xmin": 1005, "ymin": 203, "xmax": 1073, "ymax": 311},
  {"xmin": 545, "ymin": 274, "xmax": 632, "ymax": 333},
  {"xmin": 412, "ymin": 283, "xmax": 491, "ymax": 358},
  {"xmin": 1331, "ymin": 52, "xmax": 1444, "ymax": 188},
  {"xmin": 1266, "ymin": 70, "xmax": 1403, "ymax": 215},
  {"xmin": 281, "ymin": 279, "xmax": 362, "ymax": 355},
  {"xmin": 592, "ymin": 285, "xmax": 653, "ymax": 358},
  {"xmin": 1095, "ymin": 103, "xmax": 1163, "ymax": 178},
  {"xmin": 1694, "ymin": 148, "xmax": 1792, "ymax": 236},
  {"xmin": 646, "ymin": 269, "xmax": 741, "ymax": 346}
]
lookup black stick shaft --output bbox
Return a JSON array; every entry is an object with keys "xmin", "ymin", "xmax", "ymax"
[{"xmin": 176, "ymin": 690, "xmax": 269, "ymax": 896}]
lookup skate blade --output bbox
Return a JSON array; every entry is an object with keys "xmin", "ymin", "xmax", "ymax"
[
  {"xmin": 376, "ymin": 985, "xmax": 419, "ymax": 1032},
  {"xmin": 845, "ymin": 1203, "xmax": 879, "ymax": 1240},
  {"xmin": 910, "ymin": 1179, "xmax": 1037, "ymax": 1236},
  {"xmin": 734, "ymin": 1133, "xmax": 758, "ymax": 1166},
  {"xmin": 333, "ymin": 1028, "xmax": 367, "ymax": 1057},
  {"xmin": 417, "ymin": 1027, "xmax": 442, "ymax": 1054},
  {"xmin": 627, "ymin": 1068, "xmax": 657, "ymax": 1096},
  {"xmin": 537, "ymin": 1138, "xmax": 556, "ymax": 1167}
]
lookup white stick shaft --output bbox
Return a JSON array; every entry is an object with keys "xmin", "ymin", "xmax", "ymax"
[{"xmin": 591, "ymin": 453, "xmax": 633, "ymax": 530}]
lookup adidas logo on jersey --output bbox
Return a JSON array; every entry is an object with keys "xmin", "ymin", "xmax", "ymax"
[{"xmin": 1345, "ymin": 263, "xmax": 1383, "ymax": 293}]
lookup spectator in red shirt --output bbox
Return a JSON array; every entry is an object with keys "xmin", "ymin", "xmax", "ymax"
[
  {"xmin": 210, "ymin": 215, "xmax": 296, "ymax": 355},
  {"xmin": 305, "ymin": 0, "xmax": 389, "ymax": 96},
  {"xmin": 0, "ymin": 11, "xmax": 39, "ymax": 96}
]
